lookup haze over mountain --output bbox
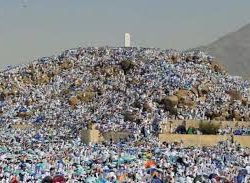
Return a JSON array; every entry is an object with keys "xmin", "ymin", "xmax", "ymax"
[{"xmin": 199, "ymin": 23, "xmax": 250, "ymax": 78}]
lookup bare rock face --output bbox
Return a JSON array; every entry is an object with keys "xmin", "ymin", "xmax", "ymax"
[
  {"xmin": 77, "ymin": 91, "xmax": 96, "ymax": 103},
  {"xmin": 17, "ymin": 111, "xmax": 33, "ymax": 118},
  {"xmin": 143, "ymin": 100, "xmax": 154, "ymax": 113},
  {"xmin": 175, "ymin": 90, "xmax": 195, "ymax": 108},
  {"xmin": 197, "ymin": 85, "xmax": 210, "ymax": 97},
  {"xmin": 123, "ymin": 111, "xmax": 139, "ymax": 123},
  {"xmin": 190, "ymin": 87, "xmax": 199, "ymax": 97},
  {"xmin": 226, "ymin": 90, "xmax": 242, "ymax": 101},
  {"xmin": 210, "ymin": 60, "xmax": 225, "ymax": 73},
  {"xmin": 241, "ymin": 97, "xmax": 248, "ymax": 106},
  {"xmin": 22, "ymin": 76, "xmax": 33, "ymax": 84},
  {"xmin": 161, "ymin": 95, "xmax": 179, "ymax": 111},
  {"xmin": 38, "ymin": 74, "xmax": 50, "ymax": 85},
  {"xmin": 60, "ymin": 59, "xmax": 73, "ymax": 70},
  {"xmin": 74, "ymin": 79, "xmax": 83, "ymax": 87},
  {"xmin": 232, "ymin": 110, "xmax": 242, "ymax": 121},
  {"xmin": 69, "ymin": 96, "xmax": 80, "ymax": 106},
  {"xmin": 243, "ymin": 114, "xmax": 250, "ymax": 121}
]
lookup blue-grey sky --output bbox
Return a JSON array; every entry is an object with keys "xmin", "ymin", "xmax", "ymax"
[{"xmin": 1, "ymin": 0, "xmax": 250, "ymax": 68}]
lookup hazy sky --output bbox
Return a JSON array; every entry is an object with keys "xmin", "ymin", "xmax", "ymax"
[{"xmin": 1, "ymin": 0, "xmax": 250, "ymax": 68}]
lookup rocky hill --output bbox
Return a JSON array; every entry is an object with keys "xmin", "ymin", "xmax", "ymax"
[{"xmin": 0, "ymin": 47, "xmax": 249, "ymax": 134}]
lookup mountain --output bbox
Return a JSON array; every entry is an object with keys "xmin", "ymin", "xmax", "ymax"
[
  {"xmin": 198, "ymin": 23, "xmax": 250, "ymax": 79},
  {"xmin": 1, "ymin": 47, "xmax": 250, "ymax": 134}
]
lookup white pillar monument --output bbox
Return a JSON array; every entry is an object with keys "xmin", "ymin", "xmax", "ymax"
[{"xmin": 124, "ymin": 33, "xmax": 131, "ymax": 47}]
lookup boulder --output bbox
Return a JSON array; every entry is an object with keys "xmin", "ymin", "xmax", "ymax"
[
  {"xmin": 175, "ymin": 89, "xmax": 189, "ymax": 98},
  {"xmin": 50, "ymin": 68, "xmax": 61, "ymax": 77},
  {"xmin": 38, "ymin": 74, "xmax": 50, "ymax": 85},
  {"xmin": 220, "ymin": 105, "xmax": 229, "ymax": 114},
  {"xmin": 169, "ymin": 107, "xmax": 178, "ymax": 116},
  {"xmin": 123, "ymin": 111, "xmax": 139, "ymax": 122},
  {"xmin": 25, "ymin": 98, "xmax": 34, "ymax": 106},
  {"xmin": 190, "ymin": 87, "xmax": 199, "ymax": 97},
  {"xmin": 226, "ymin": 90, "xmax": 242, "ymax": 101},
  {"xmin": 143, "ymin": 100, "xmax": 153, "ymax": 112},
  {"xmin": 60, "ymin": 59, "xmax": 73, "ymax": 70},
  {"xmin": 232, "ymin": 110, "xmax": 242, "ymax": 121},
  {"xmin": 61, "ymin": 89, "xmax": 71, "ymax": 96},
  {"xmin": 242, "ymin": 97, "xmax": 248, "ymax": 106},
  {"xmin": 221, "ymin": 112, "xmax": 230, "ymax": 120},
  {"xmin": 161, "ymin": 95, "xmax": 178, "ymax": 110},
  {"xmin": 198, "ymin": 85, "xmax": 210, "ymax": 97},
  {"xmin": 243, "ymin": 114, "xmax": 250, "ymax": 122},
  {"xmin": 132, "ymin": 100, "xmax": 142, "ymax": 109},
  {"xmin": 17, "ymin": 112, "xmax": 32, "ymax": 118},
  {"xmin": 175, "ymin": 90, "xmax": 195, "ymax": 108},
  {"xmin": 214, "ymin": 116, "xmax": 226, "ymax": 121},
  {"xmin": 76, "ymin": 91, "xmax": 96, "ymax": 103},
  {"xmin": 183, "ymin": 99, "xmax": 196, "ymax": 108},
  {"xmin": 102, "ymin": 66, "xmax": 121, "ymax": 77},
  {"xmin": 210, "ymin": 60, "xmax": 224, "ymax": 73},
  {"xmin": 170, "ymin": 55, "xmax": 178, "ymax": 63},
  {"xmin": 87, "ymin": 122, "xmax": 93, "ymax": 130},
  {"xmin": 120, "ymin": 60, "xmax": 135, "ymax": 73},
  {"xmin": 185, "ymin": 55, "xmax": 193, "ymax": 62},
  {"xmin": 22, "ymin": 76, "xmax": 33, "ymax": 84},
  {"xmin": 213, "ymin": 110, "xmax": 221, "ymax": 118},
  {"xmin": 74, "ymin": 79, "xmax": 83, "ymax": 87},
  {"xmin": 69, "ymin": 96, "xmax": 80, "ymax": 106},
  {"xmin": 1, "ymin": 87, "xmax": 19, "ymax": 97},
  {"xmin": 205, "ymin": 111, "xmax": 214, "ymax": 120},
  {"xmin": 12, "ymin": 87, "xmax": 20, "ymax": 96}
]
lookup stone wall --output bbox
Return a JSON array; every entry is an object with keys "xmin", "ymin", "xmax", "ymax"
[
  {"xmin": 81, "ymin": 129, "xmax": 131, "ymax": 144},
  {"xmin": 160, "ymin": 119, "xmax": 250, "ymax": 133},
  {"xmin": 234, "ymin": 136, "xmax": 250, "ymax": 147},
  {"xmin": 159, "ymin": 134, "xmax": 231, "ymax": 146},
  {"xmin": 158, "ymin": 134, "xmax": 250, "ymax": 147},
  {"xmin": 80, "ymin": 128, "xmax": 250, "ymax": 147},
  {"xmin": 101, "ymin": 131, "xmax": 131, "ymax": 143}
]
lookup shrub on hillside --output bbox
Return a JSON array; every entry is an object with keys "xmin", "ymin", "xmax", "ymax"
[
  {"xmin": 120, "ymin": 60, "xmax": 135, "ymax": 74},
  {"xmin": 187, "ymin": 127, "xmax": 197, "ymax": 134},
  {"xmin": 199, "ymin": 121, "xmax": 219, "ymax": 135}
]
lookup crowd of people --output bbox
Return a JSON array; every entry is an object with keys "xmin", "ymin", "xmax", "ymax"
[
  {"xmin": 218, "ymin": 127, "xmax": 250, "ymax": 136},
  {"xmin": 0, "ymin": 47, "xmax": 250, "ymax": 182},
  {"xmin": 0, "ymin": 128, "xmax": 249, "ymax": 182}
]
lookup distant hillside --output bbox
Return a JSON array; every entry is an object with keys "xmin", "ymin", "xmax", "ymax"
[{"xmin": 198, "ymin": 23, "xmax": 250, "ymax": 79}]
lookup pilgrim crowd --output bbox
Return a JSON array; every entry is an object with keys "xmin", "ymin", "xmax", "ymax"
[{"xmin": 0, "ymin": 127, "xmax": 250, "ymax": 183}]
